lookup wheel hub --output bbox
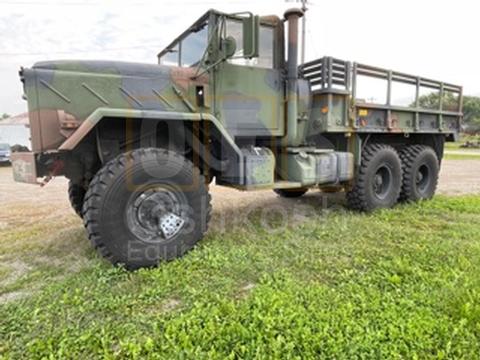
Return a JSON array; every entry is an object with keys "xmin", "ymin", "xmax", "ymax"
[
  {"xmin": 416, "ymin": 172, "xmax": 423, "ymax": 183},
  {"xmin": 126, "ymin": 187, "xmax": 185, "ymax": 242},
  {"xmin": 374, "ymin": 174, "xmax": 384, "ymax": 188},
  {"xmin": 158, "ymin": 213, "xmax": 185, "ymax": 239},
  {"xmin": 416, "ymin": 164, "xmax": 430, "ymax": 192},
  {"xmin": 372, "ymin": 165, "xmax": 392, "ymax": 199}
]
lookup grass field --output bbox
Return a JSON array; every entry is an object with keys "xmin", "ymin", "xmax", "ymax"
[
  {"xmin": 443, "ymin": 140, "xmax": 480, "ymax": 160},
  {"xmin": 443, "ymin": 153, "xmax": 480, "ymax": 160},
  {"xmin": 1, "ymin": 195, "xmax": 480, "ymax": 358},
  {"xmin": 444, "ymin": 136, "xmax": 480, "ymax": 150}
]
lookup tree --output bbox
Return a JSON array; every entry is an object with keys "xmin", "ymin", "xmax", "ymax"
[
  {"xmin": 463, "ymin": 96, "xmax": 480, "ymax": 133},
  {"xmin": 417, "ymin": 91, "xmax": 459, "ymax": 111},
  {"xmin": 416, "ymin": 93, "xmax": 480, "ymax": 134}
]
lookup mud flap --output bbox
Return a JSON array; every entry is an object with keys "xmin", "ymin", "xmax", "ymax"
[{"xmin": 10, "ymin": 152, "xmax": 38, "ymax": 184}]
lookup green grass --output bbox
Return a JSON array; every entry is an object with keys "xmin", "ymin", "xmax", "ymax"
[
  {"xmin": 444, "ymin": 135, "xmax": 480, "ymax": 150},
  {"xmin": 1, "ymin": 196, "xmax": 480, "ymax": 358},
  {"xmin": 444, "ymin": 142, "xmax": 462, "ymax": 150},
  {"xmin": 443, "ymin": 153, "xmax": 480, "ymax": 160},
  {"xmin": 443, "ymin": 138, "xmax": 480, "ymax": 159}
]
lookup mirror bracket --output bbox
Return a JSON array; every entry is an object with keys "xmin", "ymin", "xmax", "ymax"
[{"xmin": 242, "ymin": 13, "xmax": 260, "ymax": 58}]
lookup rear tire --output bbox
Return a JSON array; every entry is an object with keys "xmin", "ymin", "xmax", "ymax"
[
  {"xmin": 68, "ymin": 181, "xmax": 86, "ymax": 218},
  {"xmin": 82, "ymin": 148, "xmax": 211, "ymax": 270},
  {"xmin": 346, "ymin": 144, "xmax": 402, "ymax": 211},
  {"xmin": 399, "ymin": 145, "xmax": 439, "ymax": 202},
  {"xmin": 274, "ymin": 188, "xmax": 308, "ymax": 198}
]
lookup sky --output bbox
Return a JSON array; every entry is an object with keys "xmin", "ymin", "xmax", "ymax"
[{"xmin": 0, "ymin": 0, "xmax": 479, "ymax": 115}]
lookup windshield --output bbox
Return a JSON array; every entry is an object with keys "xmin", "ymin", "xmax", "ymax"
[
  {"xmin": 0, "ymin": 143, "xmax": 10, "ymax": 151},
  {"xmin": 157, "ymin": 12, "xmax": 276, "ymax": 69},
  {"xmin": 181, "ymin": 25, "xmax": 208, "ymax": 66},
  {"xmin": 159, "ymin": 21, "xmax": 208, "ymax": 67}
]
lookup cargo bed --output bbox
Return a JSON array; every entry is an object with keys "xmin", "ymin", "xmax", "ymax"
[{"xmin": 300, "ymin": 56, "xmax": 462, "ymax": 138}]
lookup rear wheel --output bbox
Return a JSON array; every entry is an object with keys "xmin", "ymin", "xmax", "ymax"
[
  {"xmin": 346, "ymin": 144, "xmax": 402, "ymax": 211},
  {"xmin": 274, "ymin": 188, "xmax": 308, "ymax": 198},
  {"xmin": 68, "ymin": 181, "xmax": 86, "ymax": 218},
  {"xmin": 82, "ymin": 148, "xmax": 211, "ymax": 270},
  {"xmin": 399, "ymin": 145, "xmax": 439, "ymax": 202}
]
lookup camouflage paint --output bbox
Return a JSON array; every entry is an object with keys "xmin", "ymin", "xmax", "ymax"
[
  {"xmin": 278, "ymin": 150, "xmax": 353, "ymax": 186},
  {"xmin": 22, "ymin": 60, "xmax": 209, "ymax": 152},
  {"xmin": 241, "ymin": 147, "xmax": 275, "ymax": 187},
  {"xmin": 16, "ymin": 8, "xmax": 462, "ymax": 190},
  {"xmin": 213, "ymin": 62, "xmax": 284, "ymax": 137}
]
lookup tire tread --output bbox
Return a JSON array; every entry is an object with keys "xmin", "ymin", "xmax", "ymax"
[
  {"xmin": 346, "ymin": 143, "xmax": 401, "ymax": 211},
  {"xmin": 68, "ymin": 181, "xmax": 86, "ymax": 218},
  {"xmin": 82, "ymin": 148, "xmax": 212, "ymax": 267},
  {"xmin": 398, "ymin": 145, "xmax": 439, "ymax": 202}
]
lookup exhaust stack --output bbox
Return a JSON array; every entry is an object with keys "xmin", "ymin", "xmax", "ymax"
[{"xmin": 284, "ymin": 7, "xmax": 304, "ymax": 146}]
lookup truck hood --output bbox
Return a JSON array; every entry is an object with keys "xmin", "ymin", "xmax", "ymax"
[
  {"xmin": 33, "ymin": 60, "xmax": 172, "ymax": 78},
  {"xmin": 22, "ymin": 60, "xmax": 209, "ymax": 152}
]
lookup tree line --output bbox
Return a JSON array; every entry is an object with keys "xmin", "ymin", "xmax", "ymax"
[{"xmin": 417, "ymin": 93, "xmax": 480, "ymax": 133}]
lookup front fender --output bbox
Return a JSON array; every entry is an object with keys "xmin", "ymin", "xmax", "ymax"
[{"xmin": 58, "ymin": 107, "xmax": 244, "ymax": 178}]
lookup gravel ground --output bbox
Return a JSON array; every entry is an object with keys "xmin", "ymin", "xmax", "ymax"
[
  {"xmin": 0, "ymin": 159, "xmax": 479, "ymax": 216},
  {"xmin": 436, "ymin": 160, "xmax": 480, "ymax": 195}
]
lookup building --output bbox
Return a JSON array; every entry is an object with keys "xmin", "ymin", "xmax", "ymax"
[{"xmin": 0, "ymin": 113, "xmax": 31, "ymax": 148}]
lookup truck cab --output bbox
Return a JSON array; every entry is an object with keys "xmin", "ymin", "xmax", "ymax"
[{"xmin": 159, "ymin": 10, "xmax": 286, "ymax": 138}]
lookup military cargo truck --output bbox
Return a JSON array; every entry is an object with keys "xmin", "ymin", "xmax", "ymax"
[{"xmin": 12, "ymin": 9, "xmax": 463, "ymax": 268}]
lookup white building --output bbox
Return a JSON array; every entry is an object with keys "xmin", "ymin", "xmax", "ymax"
[{"xmin": 0, "ymin": 113, "xmax": 31, "ymax": 148}]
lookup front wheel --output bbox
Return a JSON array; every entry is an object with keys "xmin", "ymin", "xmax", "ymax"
[
  {"xmin": 82, "ymin": 148, "xmax": 211, "ymax": 269},
  {"xmin": 346, "ymin": 144, "xmax": 402, "ymax": 212},
  {"xmin": 68, "ymin": 181, "xmax": 86, "ymax": 218}
]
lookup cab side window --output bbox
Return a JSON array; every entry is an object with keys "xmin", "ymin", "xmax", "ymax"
[{"xmin": 226, "ymin": 19, "xmax": 274, "ymax": 69}]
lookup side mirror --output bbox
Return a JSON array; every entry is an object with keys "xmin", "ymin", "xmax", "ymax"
[
  {"xmin": 221, "ymin": 36, "xmax": 237, "ymax": 58},
  {"xmin": 242, "ymin": 14, "xmax": 259, "ymax": 58}
]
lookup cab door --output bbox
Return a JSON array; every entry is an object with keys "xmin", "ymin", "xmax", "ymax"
[{"xmin": 213, "ymin": 20, "xmax": 284, "ymax": 138}]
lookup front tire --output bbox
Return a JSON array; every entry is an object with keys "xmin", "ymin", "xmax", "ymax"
[
  {"xmin": 399, "ymin": 145, "xmax": 439, "ymax": 202},
  {"xmin": 68, "ymin": 181, "xmax": 86, "ymax": 218},
  {"xmin": 346, "ymin": 144, "xmax": 402, "ymax": 211},
  {"xmin": 82, "ymin": 148, "xmax": 211, "ymax": 269}
]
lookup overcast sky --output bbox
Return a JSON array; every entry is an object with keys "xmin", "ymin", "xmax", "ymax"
[{"xmin": 0, "ymin": 0, "xmax": 478, "ymax": 115}]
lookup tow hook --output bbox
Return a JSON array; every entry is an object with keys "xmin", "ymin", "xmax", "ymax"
[{"xmin": 40, "ymin": 159, "xmax": 64, "ymax": 187}]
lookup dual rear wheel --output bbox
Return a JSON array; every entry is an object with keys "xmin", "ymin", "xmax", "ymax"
[
  {"xmin": 398, "ymin": 145, "xmax": 440, "ymax": 202},
  {"xmin": 346, "ymin": 143, "xmax": 439, "ymax": 211}
]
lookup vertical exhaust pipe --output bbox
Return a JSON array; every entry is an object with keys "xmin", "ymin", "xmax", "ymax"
[{"xmin": 284, "ymin": 8, "xmax": 304, "ymax": 146}]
